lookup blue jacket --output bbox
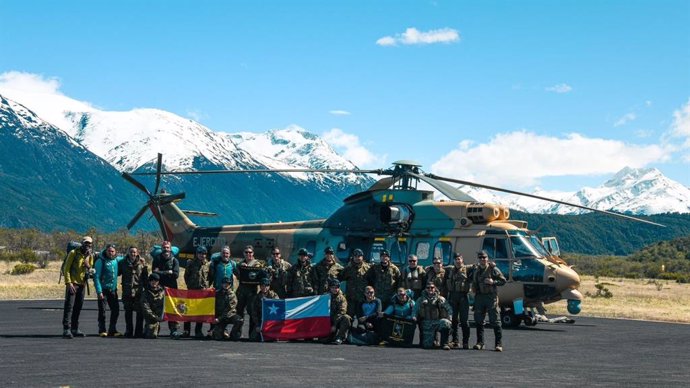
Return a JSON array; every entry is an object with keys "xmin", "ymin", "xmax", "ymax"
[
  {"xmin": 384, "ymin": 291, "xmax": 416, "ymax": 319},
  {"xmin": 94, "ymin": 254, "xmax": 124, "ymax": 294},
  {"xmin": 210, "ymin": 256, "xmax": 236, "ymax": 290}
]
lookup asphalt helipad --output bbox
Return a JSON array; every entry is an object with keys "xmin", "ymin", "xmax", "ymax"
[{"xmin": 0, "ymin": 300, "xmax": 688, "ymax": 387}]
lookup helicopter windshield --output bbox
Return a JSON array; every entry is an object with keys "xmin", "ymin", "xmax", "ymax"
[
  {"xmin": 510, "ymin": 235, "xmax": 545, "ymax": 259},
  {"xmin": 528, "ymin": 235, "xmax": 550, "ymax": 257}
]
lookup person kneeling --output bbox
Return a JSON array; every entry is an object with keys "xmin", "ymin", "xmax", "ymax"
[
  {"xmin": 213, "ymin": 277, "xmax": 243, "ymax": 340},
  {"xmin": 141, "ymin": 273, "xmax": 164, "ymax": 339},
  {"xmin": 328, "ymin": 279, "xmax": 352, "ymax": 345},
  {"xmin": 414, "ymin": 283, "xmax": 453, "ymax": 350}
]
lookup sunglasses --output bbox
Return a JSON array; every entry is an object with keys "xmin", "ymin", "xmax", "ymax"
[
  {"xmin": 479, "ymin": 256, "xmax": 488, "ymax": 259},
  {"xmin": 408, "ymin": 260, "xmax": 417, "ymax": 263},
  {"xmin": 365, "ymin": 291, "xmax": 374, "ymax": 294},
  {"xmin": 244, "ymin": 251, "xmax": 253, "ymax": 254},
  {"xmin": 272, "ymin": 253, "xmax": 281, "ymax": 255},
  {"xmin": 433, "ymin": 262, "xmax": 441, "ymax": 265}
]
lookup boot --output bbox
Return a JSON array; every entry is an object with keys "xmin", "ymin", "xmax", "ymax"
[
  {"xmin": 440, "ymin": 329, "xmax": 451, "ymax": 350},
  {"xmin": 229, "ymin": 321, "xmax": 243, "ymax": 341},
  {"xmin": 194, "ymin": 325, "xmax": 204, "ymax": 339},
  {"xmin": 461, "ymin": 325, "xmax": 470, "ymax": 349}
]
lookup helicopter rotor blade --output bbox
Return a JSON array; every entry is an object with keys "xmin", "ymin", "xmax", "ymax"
[
  {"xmin": 130, "ymin": 168, "xmax": 385, "ymax": 176},
  {"xmin": 158, "ymin": 192, "xmax": 186, "ymax": 204},
  {"xmin": 408, "ymin": 172, "xmax": 477, "ymax": 202},
  {"xmin": 153, "ymin": 153, "xmax": 163, "ymax": 195},
  {"xmin": 122, "ymin": 172, "xmax": 152, "ymax": 197},
  {"xmin": 367, "ymin": 176, "xmax": 400, "ymax": 191},
  {"xmin": 426, "ymin": 173, "xmax": 666, "ymax": 227},
  {"xmin": 127, "ymin": 204, "xmax": 150, "ymax": 230}
]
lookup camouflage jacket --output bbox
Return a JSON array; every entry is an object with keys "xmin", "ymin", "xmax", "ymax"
[
  {"xmin": 446, "ymin": 264, "xmax": 471, "ymax": 295},
  {"xmin": 250, "ymin": 289, "xmax": 279, "ymax": 324},
  {"xmin": 367, "ymin": 263, "xmax": 401, "ymax": 301},
  {"xmin": 338, "ymin": 262, "xmax": 371, "ymax": 301},
  {"xmin": 414, "ymin": 293, "xmax": 452, "ymax": 321},
  {"xmin": 120, "ymin": 255, "xmax": 148, "ymax": 298},
  {"xmin": 287, "ymin": 261, "xmax": 315, "ymax": 297},
  {"xmin": 313, "ymin": 260, "xmax": 344, "ymax": 294},
  {"xmin": 425, "ymin": 266, "xmax": 447, "ymax": 296},
  {"xmin": 215, "ymin": 287, "xmax": 239, "ymax": 321},
  {"xmin": 400, "ymin": 265, "xmax": 427, "ymax": 293},
  {"xmin": 330, "ymin": 290, "xmax": 348, "ymax": 321},
  {"xmin": 184, "ymin": 259, "xmax": 211, "ymax": 289},
  {"xmin": 472, "ymin": 264, "xmax": 506, "ymax": 296},
  {"xmin": 267, "ymin": 260, "xmax": 291, "ymax": 299},
  {"xmin": 141, "ymin": 285, "xmax": 164, "ymax": 323}
]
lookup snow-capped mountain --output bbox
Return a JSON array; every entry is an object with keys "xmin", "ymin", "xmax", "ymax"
[{"xmin": 459, "ymin": 167, "xmax": 690, "ymax": 215}]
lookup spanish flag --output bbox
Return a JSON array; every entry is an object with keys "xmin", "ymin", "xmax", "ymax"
[{"xmin": 163, "ymin": 288, "xmax": 216, "ymax": 323}]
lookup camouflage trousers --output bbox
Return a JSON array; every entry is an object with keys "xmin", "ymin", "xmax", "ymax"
[
  {"xmin": 448, "ymin": 292, "xmax": 470, "ymax": 344},
  {"xmin": 473, "ymin": 294, "xmax": 502, "ymax": 346},
  {"xmin": 421, "ymin": 318, "xmax": 451, "ymax": 349},
  {"xmin": 213, "ymin": 314, "xmax": 243, "ymax": 340},
  {"xmin": 331, "ymin": 314, "xmax": 353, "ymax": 340},
  {"xmin": 144, "ymin": 320, "xmax": 160, "ymax": 339}
]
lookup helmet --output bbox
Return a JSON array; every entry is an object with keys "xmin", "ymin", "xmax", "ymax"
[
  {"xmin": 196, "ymin": 246, "xmax": 208, "ymax": 254},
  {"xmin": 324, "ymin": 246, "xmax": 335, "ymax": 254},
  {"xmin": 328, "ymin": 278, "xmax": 341, "ymax": 288},
  {"xmin": 259, "ymin": 277, "xmax": 271, "ymax": 286},
  {"xmin": 353, "ymin": 248, "xmax": 364, "ymax": 256},
  {"xmin": 380, "ymin": 249, "xmax": 390, "ymax": 257},
  {"xmin": 298, "ymin": 248, "xmax": 309, "ymax": 256},
  {"xmin": 148, "ymin": 273, "xmax": 160, "ymax": 281}
]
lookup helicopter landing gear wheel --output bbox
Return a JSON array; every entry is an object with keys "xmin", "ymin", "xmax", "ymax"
[
  {"xmin": 523, "ymin": 312, "xmax": 538, "ymax": 327},
  {"xmin": 501, "ymin": 310, "xmax": 522, "ymax": 328}
]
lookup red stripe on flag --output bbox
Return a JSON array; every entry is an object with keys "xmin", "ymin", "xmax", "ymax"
[
  {"xmin": 261, "ymin": 317, "xmax": 331, "ymax": 340},
  {"xmin": 163, "ymin": 313, "xmax": 216, "ymax": 323},
  {"xmin": 164, "ymin": 288, "xmax": 215, "ymax": 298}
]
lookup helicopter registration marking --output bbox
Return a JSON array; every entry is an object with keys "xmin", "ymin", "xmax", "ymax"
[{"xmin": 193, "ymin": 236, "xmax": 228, "ymax": 248}]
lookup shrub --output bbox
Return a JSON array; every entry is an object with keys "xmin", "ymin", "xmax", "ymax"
[{"xmin": 11, "ymin": 263, "xmax": 36, "ymax": 275}]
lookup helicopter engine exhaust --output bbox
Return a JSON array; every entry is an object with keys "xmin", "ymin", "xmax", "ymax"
[{"xmin": 380, "ymin": 205, "xmax": 412, "ymax": 225}]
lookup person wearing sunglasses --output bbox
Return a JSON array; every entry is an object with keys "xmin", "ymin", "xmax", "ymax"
[
  {"xmin": 338, "ymin": 248, "xmax": 371, "ymax": 318},
  {"xmin": 446, "ymin": 253, "xmax": 472, "ymax": 349},
  {"xmin": 266, "ymin": 248, "xmax": 291, "ymax": 299},
  {"xmin": 413, "ymin": 282, "xmax": 453, "ymax": 350},
  {"xmin": 471, "ymin": 250, "xmax": 506, "ymax": 352},
  {"xmin": 401, "ymin": 254, "xmax": 426, "ymax": 300},
  {"xmin": 232, "ymin": 245, "xmax": 265, "ymax": 340},
  {"xmin": 366, "ymin": 250, "xmax": 400, "ymax": 310},
  {"xmin": 313, "ymin": 246, "xmax": 344, "ymax": 295}
]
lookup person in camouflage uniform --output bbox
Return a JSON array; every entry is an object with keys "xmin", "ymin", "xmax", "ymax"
[
  {"xmin": 287, "ymin": 248, "xmax": 316, "ymax": 297},
  {"xmin": 401, "ymin": 254, "xmax": 426, "ymax": 300},
  {"xmin": 425, "ymin": 257, "xmax": 447, "ymax": 297},
  {"xmin": 183, "ymin": 246, "xmax": 212, "ymax": 338},
  {"xmin": 338, "ymin": 248, "xmax": 371, "ymax": 317},
  {"xmin": 151, "ymin": 241, "xmax": 181, "ymax": 338},
  {"xmin": 367, "ymin": 250, "xmax": 400, "ymax": 309},
  {"xmin": 266, "ymin": 247, "xmax": 291, "ymax": 298},
  {"xmin": 445, "ymin": 252, "xmax": 473, "ymax": 349},
  {"xmin": 141, "ymin": 273, "xmax": 165, "ymax": 339},
  {"xmin": 313, "ymin": 246, "xmax": 343, "ymax": 294},
  {"xmin": 328, "ymin": 279, "xmax": 352, "ymax": 345},
  {"xmin": 471, "ymin": 250, "xmax": 507, "ymax": 352},
  {"xmin": 414, "ymin": 282, "xmax": 453, "ymax": 350},
  {"xmin": 233, "ymin": 245, "xmax": 265, "ymax": 340},
  {"xmin": 249, "ymin": 277, "xmax": 279, "ymax": 341},
  {"xmin": 120, "ymin": 246, "xmax": 148, "ymax": 338},
  {"xmin": 213, "ymin": 277, "xmax": 243, "ymax": 340}
]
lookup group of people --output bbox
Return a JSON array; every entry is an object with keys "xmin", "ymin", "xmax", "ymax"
[{"xmin": 60, "ymin": 236, "xmax": 507, "ymax": 351}]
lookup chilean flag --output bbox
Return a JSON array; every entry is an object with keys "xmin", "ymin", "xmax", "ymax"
[{"xmin": 261, "ymin": 294, "xmax": 331, "ymax": 341}]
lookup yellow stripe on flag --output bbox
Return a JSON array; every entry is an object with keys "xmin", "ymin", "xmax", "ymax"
[{"xmin": 164, "ymin": 294, "xmax": 215, "ymax": 317}]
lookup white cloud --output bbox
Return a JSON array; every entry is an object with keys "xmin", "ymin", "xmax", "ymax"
[
  {"xmin": 329, "ymin": 110, "xmax": 351, "ymax": 116},
  {"xmin": 186, "ymin": 109, "xmax": 208, "ymax": 123},
  {"xmin": 376, "ymin": 27, "xmax": 460, "ymax": 46},
  {"xmin": 634, "ymin": 129, "xmax": 653, "ymax": 138},
  {"xmin": 614, "ymin": 112, "xmax": 637, "ymax": 127},
  {"xmin": 322, "ymin": 128, "xmax": 385, "ymax": 168},
  {"xmin": 431, "ymin": 131, "xmax": 669, "ymax": 188},
  {"xmin": 545, "ymin": 83, "xmax": 572, "ymax": 93},
  {"xmin": 0, "ymin": 71, "xmax": 62, "ymax": 94},
  {"xmin": 668, "ymin": 100, "xmax": 690, "ymax": 162}
]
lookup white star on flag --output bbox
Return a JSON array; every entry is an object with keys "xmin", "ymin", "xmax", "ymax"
[{"xmin": 269, "ymin": 304, "xmax": 278, "ymax": 315}]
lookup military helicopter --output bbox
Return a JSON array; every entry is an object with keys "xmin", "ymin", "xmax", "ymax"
[{"xmin": 123, "ymin": 154, "xmax": 663, "ymax": 327}]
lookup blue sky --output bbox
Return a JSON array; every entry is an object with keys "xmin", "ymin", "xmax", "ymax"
[{"xmin": 1, "ymin": 0, "xmax": 689, "ymax": 191}]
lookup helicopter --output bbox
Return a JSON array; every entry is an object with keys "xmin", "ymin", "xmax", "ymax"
[{"xmin": 123, "ymin": 154, "xmax": 664, "ymax": 327}]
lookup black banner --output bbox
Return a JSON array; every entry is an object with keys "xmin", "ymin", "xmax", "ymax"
[
  {"xmin": 376, "ymin": 316, "xmax": 416, "ymax": 347},
  {"xmin": 239, "ymin": 267, "xmax": 265, "ymax": 285}
]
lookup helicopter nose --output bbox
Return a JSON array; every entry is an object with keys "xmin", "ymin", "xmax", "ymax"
[{"xmin": 555, "ymin": 265, "xmax": 582, "ymax": 314}]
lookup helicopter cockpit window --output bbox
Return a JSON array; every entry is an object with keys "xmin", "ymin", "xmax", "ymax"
[
  {"xmin": 416, "ymin": 242, "xmax": 430, "ymax": 263},
  {"xmin": 528, "ymin": 235, "xmax": 550, "ymax": 257},
  {"xmin": 390, "ymin": 241, "xmax": 408, "ymax": 266},
  {"xmin": 433, "ymin": 241, "xmax": 452, "ymax": 265},
  {"xmin": 511, "ymin": 258, "xmax": 545, "ymax": 282},
  {"xmin": 510, "ymin": 235, "xmax": 543, "ymax": 258}
]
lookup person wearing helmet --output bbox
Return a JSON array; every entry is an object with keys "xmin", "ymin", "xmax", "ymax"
[
  {"xmin": 183, "ymin": 245, "xmax": 212, "ymax": 338},
  {"xmin": 61, "ymin": 236, "xmax": 95, "ymax": 339},
  {"xmin": 313, "ymin": 246, "xmax": 343, "ymax": 295},
  {"xmin": 121, "ymin": 246, "xmax": 148, "ymax": 338},
  {"xmin": 287, "ymin": 248, "xmax": 316, "ymax": 297},
  {"xmin": 366, "ymin": 249, "xmax": 400, "ymax": 310},
  {"xmin": 328, "ymin": 278, "xmax": 351, "ymax": 345},
  {"xmin": 141, "ymin": 273, "xmax": 165, "ymax": 339},
  {"xmin": 249, "ymin": 277, "xmax": 279, "ymax": 341},
  {"xmin": 414, "ymin": 282, "xmax": 453, "ymax": 350},
  {"xmin": 213, "ymin": 277, "xmax": 243, "ymax": 340},
  {"xmin": 338, "ymin": 248, "xmax": 371, "ymax": 317}
]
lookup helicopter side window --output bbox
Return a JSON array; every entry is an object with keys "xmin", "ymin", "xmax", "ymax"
[
  {"xmin": 416, "ymin": 242, "xmax": 430, "ymax": 264},
  {"xmin": 370, "ymin": 242, "xmax": 385, "ymax": 264},
  {"xmin": 433, "ymin": 241, "xmax": 452, "ymax": 265},
  {"xmin": 482, "ymin": 238, "xmax": 508, "ymax": 259},
  {"xmin": 390, "ymin": 241, "xmax": 408, "ymax": 266},
  {"xmin": 336, "ymin": 241, "xmax": 349, "ymax": 262}
]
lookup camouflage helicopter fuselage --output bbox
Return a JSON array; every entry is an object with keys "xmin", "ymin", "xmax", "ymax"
[{"xmin": 152, "ymin": 186, "xmax": 582, "ymax": 321}]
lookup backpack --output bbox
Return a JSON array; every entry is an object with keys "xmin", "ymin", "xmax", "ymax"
[{"xmin": 58, "ymin": 241, "xmax": 82, "ymax": 284}]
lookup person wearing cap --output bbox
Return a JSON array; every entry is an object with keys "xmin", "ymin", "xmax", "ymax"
[
  {"xmin": 183, "ymin": 245, "xmax": 212, "ymax": 338},
  {"xmin": 366, "ymin": 249, "xmax": 400, "ymax": 310},
  {"xmin": 327, "ymin": 278, "xmax": 351, "ymax": 345},
  {"xmin": 401, "ymin": 254, "xmax": 426, "ymax": 300},
  {"xmin": 471, "ymin": 250, "xmax": 506, "ymax": 352},
  {"xmin": 120, "ymin": 246, "xmax": 148, "ymax": 338},
  {"xmin": 446, "ymin": 253, "xmax": 473, "ymax": 349},
  {"xmin": 425, "ymin": 257, "xmax": 447, "ymax": 297},
  {"xmin": 338, "ymin": 248, "xmax": 371, "ymax": 317},
  {"xmin": 413, "ymin": 282, "xmax": 453, "ymax": 350},
  {"xmin": 61, "ymin": 236, "xmax": 95, "ymax": 339},
  {"xmin": 233, "ymin": 245, "xmax": 265, "ymax": 340},
  {"xmin": 213, "ymin": 277, "xmax": 243, "ymax": 340},
  {"xmin": 266, "ymin": 247, "xmax": 291, "ymax": 299},
  {"xmin": 151, "ymin": 240, "xmax": 182, "ymax": 338},
  {"xmin": 141, "ymin": 272, "xmax": 165, "ymax": 339},
  {"xmin": 94, "ymin": 244, "xmax": 125, "ymax": 337},
  {"xmin": 313, "ymin": 246, "xmax": 344, "ymax": 294},
  {"xmin": 249, "ymin": 277, "xmax": 279, "ymax": 341},
  {"xmin": 287, "ymin": 248, "xmax": 316, "ymax": 297}
]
